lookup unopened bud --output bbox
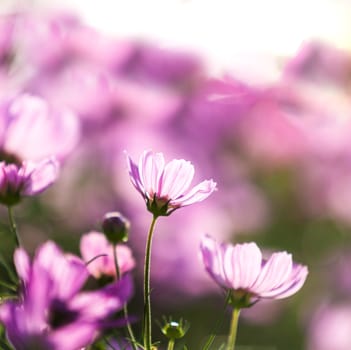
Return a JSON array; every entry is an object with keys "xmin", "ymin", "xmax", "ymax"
[
  {"xmin": 102, "ymin": 212, "xmax": 130, "ymax": 244},
  {"xmin": 159, "ymin": 316, "xmax": 190, "ymax": 340}
]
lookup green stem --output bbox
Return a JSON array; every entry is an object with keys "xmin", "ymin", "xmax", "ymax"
[
  {"xmin": 226, "ymin": 308, "xmax": 240, "ymax": 350},
  {"xmin": 202, "ymin": 290, "xmax": 231, "ymax": 350},
  {"xmin": 113, "ymin": 244, "xmax": 121, "ymax": 280},
  {"xmin": 143, "ymin": 215, "xmax": 158, "ymax": 350},
  {"xmin": 167, "ymin": 338, "xmax": 175, "ymax": 350},
  {"xmin": 7, "ymin": 206, "xmax": 20, "ymax": 248},
  {"xmin": 112, "ymin": 244, "xmax": 138, "ymax": 350}
]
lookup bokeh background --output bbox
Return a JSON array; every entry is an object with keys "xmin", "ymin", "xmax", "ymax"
[{"xmin": 1, "ymin": 0, "xmax": 351, "ymax": 349}]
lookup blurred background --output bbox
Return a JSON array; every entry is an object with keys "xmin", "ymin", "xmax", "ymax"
[{"xmin": 1, "ymin": 0, "xmax": 351, "ymax": 349}]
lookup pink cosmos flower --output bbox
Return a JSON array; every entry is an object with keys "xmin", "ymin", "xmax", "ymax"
[
  {"xmin": 0, "ymin": 241, "xmax": 133, "ymax": 350},
  {"xmin": 0, "ymin": 157, "xmax": 59, "ymax": 205},
  {"xmin": 200, "ymin": 235, "xmax": 308, "ymax": 306},
  {"xmin": 308, "ymin": 303, "xmax": 351, "ymax": 350},
  {"xmin": 126, "ymin": 150, "xmax": 217, "ymax": 216},
  {"xmin": 0, "ymin": 93, "xmax": 80, "ymax": 162},
  {"xmin": 80, "ymin": 231, "xmax": 135, "ymax": 279}
]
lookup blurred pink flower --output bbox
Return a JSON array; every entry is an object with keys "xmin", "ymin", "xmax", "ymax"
[
  {"xmin": 237, "ymin": 93, "xmax": 309, "ymax": 166},
  {"xmin": 17, "ymin": 12, "xmax": 78, "ymax": 69},
  {"xmin": 298, "ymin": 152, "xmax": 351, "ymax": 224},
  {"xmin": 0, "ymin": 157, "xmax": 59, "ymax": 205},
  {"xmin": 113, "ymin": 78, "xmax": 183, "ymax": 125},
  {"xmin": 284, "ymin": 41, "xmax": 351, "ymax": 88},
  {"xmin": 68, "ymin": 24, "xmax": 135, "ymax": 70},
  {"xmin": 0, "ymin": 93, "xmax": 80, "ymax": 162},
  {"xmin": 0, "ymin": 15, "xmax": 15, "ymax": 66},
  {"xmin": 80, "ymin": 231, "xmax": 135, "ymax": 279},
  {"xmin": 33, "ymin": 63, "xmax": 116, "ymax": 122},
  {"xmin": 308, "ymin": 303, "xmax": 351, "ymax": 350},
  {"xmin": 125, "ymin": 43, "xmax": 203, "ymax": 86},
  {"xmin": 200, "ymin": 235, "xmax": 308, "ymax": 305},
  {"xmin": 0, "ymin": 240, "xmax": 133, "ymax": 350},
  {"xmin": 126, "ymin": 150, "xmax": 217, "ymax": 216}
]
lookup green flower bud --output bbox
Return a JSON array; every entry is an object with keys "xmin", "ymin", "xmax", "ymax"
[{"xmin": 159, "ymin": 316, "xmax": 190, "ymax": 340}]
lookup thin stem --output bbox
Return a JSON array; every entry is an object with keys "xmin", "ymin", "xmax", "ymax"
[
  {"xmin": 167, "ymin": 339, "xmax": 175, "ymax": 350},
  {"xmin": 112, "ymin": 244, "xmax": 138, "ymax": 350},
  {"xmin": 226, "ymin": 308, "xmax": 240, "ymax": 350},
  {"xmin": 123, "ymin": 305, "xmax": 138, "ymax": 350},
  {"xmin": 7, "ymin": 206, "xmax": 20, "ymax": 248},
  {"xmin": 143, "ymin": 215, "xmax": 158, "ymax": 350},
  {"xmin": 113, "ymin": 245, "xmax": 121, "ymax": 280},
  {"xmin": 202, "ymin": 290, "xmax": 231, "ymax": 350}
]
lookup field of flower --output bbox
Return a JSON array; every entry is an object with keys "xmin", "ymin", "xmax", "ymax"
[{"xmin": 0, "ymin": 6, "xmax": 349, "ymax": 350}]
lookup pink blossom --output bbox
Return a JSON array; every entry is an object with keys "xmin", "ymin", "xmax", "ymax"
[
  {"xmin": 0, "ymin": 93, "xmax": 80, "ymax": 162},
  {"xmin": 16, "ymin": 12, "xmax": 78, "ymax": 69},
  {"xmin": 80, "ymin": 231, "xmax": 135, "ymax": 279},
  {"xmin": 0, "ymin": 158, "xmax": 59, "ymax": 205},
  {"xmin": 0, "ymin": 241, "xmax": 133, "ymax": 350},
  {"xmin": 33, "ymin": 63, "xmax": 117, "ymax": 122},
  {"xmin": 308, "ymin": 303, "xmax": 351, "ymax": 350},
  {"xmin": 126, "ymin": 150, "xmax": 217, "ymax": 216},
  {"xmin": 200, "ymin": 235, "xmax": 308, "ymax": 305}
]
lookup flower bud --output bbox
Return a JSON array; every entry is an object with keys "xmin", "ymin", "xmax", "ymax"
[
  {"xmin": 159, "ymin": 316, "xmax": 190, "ymax": 340},
  {"xmin": 102, "ymin": 212, "xmax": 130, "ymax": 244}
]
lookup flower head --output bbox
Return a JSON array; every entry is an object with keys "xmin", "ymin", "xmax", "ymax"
[
  {"xmin": 0, "ymin": 241, "xmax": 133, "ymax": 350},
  {"xmin": 80, "ymin": 231, "xmax": 135, "ymax": 279},
  {"xmin": 0, "ymin": 157, "xmax": 59, "ymax": 205},
  {"xmin": 200, "ymin": 235, "xmax": 308, "ymax": 307},
  {"xmin": 0, "ymin": 93, "xmax": 80, "ymax": 163},
  {"xmin": 126, "ymin": 150, "xmax": 217, "ymax": 216}
]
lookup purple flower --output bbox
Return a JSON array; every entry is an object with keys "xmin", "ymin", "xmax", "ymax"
[
  {"xmin": 0, "ymin": 241, "xmax": 133, "ymax": 350},
  {"xmin": 0, "ymin": 158, "xmax": 59, "ymax": 205},
  {"xmin": 80, "ymin": 231, "xmax": 135, "ymax": 279},
  {"xmin": 308, "ymin": 303, "xmax": 351, "ymax": 350},
  {"xmin": 0, "ymin": 93, "xmax": 80, "ymax": 162},
  {"xmin": 200, "ymin": 235, "xmax": 308, "ymax": 307},
  {"xmin": 126, "ymin": 150, "xmax": 217, "ymax": 216}
]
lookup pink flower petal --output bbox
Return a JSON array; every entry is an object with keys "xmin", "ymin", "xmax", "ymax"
[
  {"xmin": 221, "ymin": 243, "xmax": 261, "ymax": 290},
  {"xmin": 22, "ymin": 158, "xmax": 59, "ymax": 195},
  {"xmin": 159, "ymin": 159, "xmax": 194, "ymax": 199},
  {"xmin": 261, "ymin": 264, "xmax": 308, "ymax": 299},
  {"xmin": 139, "ymin": 150, "xmax": 164, "ymax": 197},
  {"xmin": 172, "ymin": 179, "xmax": 217, "ymax": 207},
  {"xmin": 251, "ymin": 252, "xmax": 293, "ymax": 295},
  {"xmin": 14, "ymin": 248, "xmax": 30, "ymax": 284},
  {"xmin": 34, "ymin": 241, "xmax": 89, "ymax": 300},
  {"xmin": 200, "ymin": 235, "xmax": 229, "ymax": 288}
]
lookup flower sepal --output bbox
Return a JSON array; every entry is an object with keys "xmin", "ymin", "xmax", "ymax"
[
  {"xmin": 158, "ymin": 316, "xmax": 190, "ymax": 340},
  {"xmin": 228, "ymin": 289, "xmax": 256, "ymax": 309},
  {"xmin": 146, "ymin": 195, "xmax": 175, "ymax": 218}
]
